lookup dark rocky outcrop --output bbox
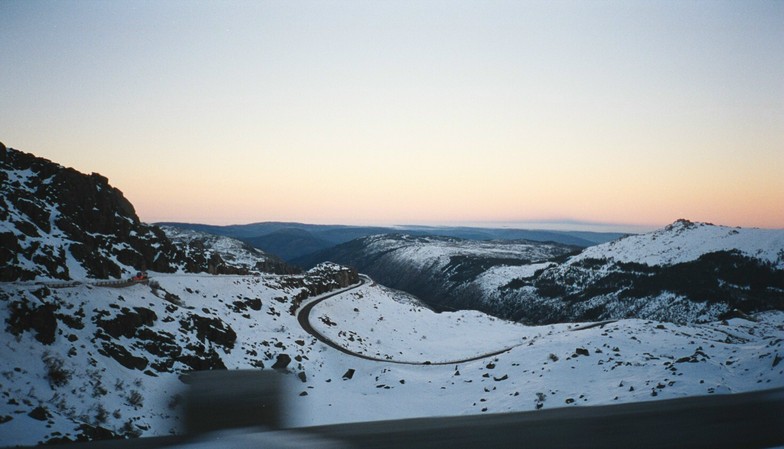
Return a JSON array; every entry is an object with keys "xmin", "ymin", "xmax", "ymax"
[
  {"xmin": 6, "ymin": 299, "xmax": 58, "ymax": 344},
  {"xmin": 98, "ymin": 342, "xmax": 149, "ymax": 371},
  {"xmin": 0, "ymin": 145, "xmax": 185, "ymax": 280},
  {"xmin": 96, "ymin": 307, "xmax": 158, "ymax": 339},
  {"xmin": 177, "ymin": 349, "xmax": 227, "ymax": 371},
  {"xmin": 185, "ymin": 315, "xmax": 237, "ymax": 350},
  {"xmin": 28, "ymin": 406, "xmax": 50, "ymax": 421},
  {"xmin": 272, "ymin": 353, "xmax": 291, "ymax": 370},
  {"xmin": 285, "ymin": 263, "xmax": 360, "ymax": 314},
  {"xmin": 1, "ymin": 144, "xmax": 296, "ymax": 280},
  {"xmin": 505, "ymin": 250, "xmax": 784, "ymax": 324}
]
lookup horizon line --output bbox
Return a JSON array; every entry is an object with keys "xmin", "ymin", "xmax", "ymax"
[{"xmin": 148, "ymin": 218, "xmax": 686, "ymax": 235}]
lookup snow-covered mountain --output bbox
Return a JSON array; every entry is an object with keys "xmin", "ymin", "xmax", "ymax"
[
  {"xmin": 1, "ymin": 144, "xmax": 185, "ymax": 281},
  {"xmin": 300, "ymin": 220, "xmax": 784, "ymax": 324},
  {"xmin": 295, "ymin": 234, "xmax": 580, "ymax": 316},
  {"xmin": 1, "ymin": 144, "xmax": 782, "ymax": 446},
  {"xmin": 507, "ymin": 219, "xmax": 784, "ymax": 324},
  {"xmin": 159, "ymin": 226, "xmax": 298, "ymax": 275},
  {"xmin": 160, "ymin": 221, "xmax": 624, "ymax": 262},
  {"xmin": 571, "ymin": 219, "xmax": 784, "ymax": 267},
  {"xmin": 0, "ymin": 144, "xmax": 289, "ymax": 281}
]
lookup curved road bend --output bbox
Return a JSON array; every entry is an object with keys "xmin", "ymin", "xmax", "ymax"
[{"xmin": 296, "ymin": 275, "xmax": 521, "ymax": 366}]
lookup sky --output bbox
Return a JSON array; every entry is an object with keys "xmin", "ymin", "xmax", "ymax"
[{"xmin": 1, "ymin": 0, "xmax": 782, "ymax": 231}]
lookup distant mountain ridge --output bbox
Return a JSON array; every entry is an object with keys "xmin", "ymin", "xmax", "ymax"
[
  {"xmin": 158, "ymin": 221, "xmax": 625, "ymax": 262},
  {"xmin": 299, "ymin": 220, "xmax": 784, "ymax": 324},
  {"xmin": 243, "ymin": 228, "xmax": 334, "ymax": 262}
]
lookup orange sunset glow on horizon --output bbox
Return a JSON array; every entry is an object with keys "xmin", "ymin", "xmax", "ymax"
[{"xmin": 2, "ymin": 1, "xmax": 782, "ymax": 232}]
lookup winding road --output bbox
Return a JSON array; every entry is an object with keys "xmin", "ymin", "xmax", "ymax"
[{"xmin": 296, "ymin": 275, "xmax": 522, "ymax": 366}]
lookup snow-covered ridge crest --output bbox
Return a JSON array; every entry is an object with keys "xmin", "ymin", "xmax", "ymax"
[
  {"xmin": 571, "ymin": 219, "xmax": 784, "ymax": 268},
  {"xmin": 363, "ymin": 233, "xmax": 575, "ymax": 269},
  {"xmin": 159, "ymin": 225, "xmax": 297, "ymax": 275}
]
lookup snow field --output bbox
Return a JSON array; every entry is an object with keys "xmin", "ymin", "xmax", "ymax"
[
  {"xmin": 293, "ymin": 281, "xmax": 784, "ymax": 424},
  {"xmin": 309, "ymin": 282, "xmax": 528, "ymax": 363},
  {"xmin": 1, "ymin": 273, "xmax": 782, "ymax": 446}
]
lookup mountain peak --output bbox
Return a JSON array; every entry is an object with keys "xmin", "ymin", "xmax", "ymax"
[
  {"xmin": 665, "ymin": 218, "xmax": 698, "ymax": 230},
  {"xmin": 573, "ymin": 219, "xmax": 784, "ymax": 268}
]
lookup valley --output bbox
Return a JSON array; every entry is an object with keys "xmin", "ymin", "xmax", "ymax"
[
  {"xmin": 1, "ymin": 143, "xmax": 783, "ymax": 446},
  {"xmin": 297, "ymin": 221, "xmax": 784, "ymax": 324}
]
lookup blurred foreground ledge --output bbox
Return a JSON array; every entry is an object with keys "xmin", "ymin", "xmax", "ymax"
[{"xmin": 12, "ymin": 370, "xmax": 784, "ymax": 449}]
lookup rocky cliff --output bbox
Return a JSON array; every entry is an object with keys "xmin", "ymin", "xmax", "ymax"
[{"xmin": 0, "ymin": 143, "xmax": 290, "ymax": 280}]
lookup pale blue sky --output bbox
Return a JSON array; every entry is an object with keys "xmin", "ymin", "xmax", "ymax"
[{"xmin": 1, "ymin": 1, "xmax": 782, "ymax": 228}]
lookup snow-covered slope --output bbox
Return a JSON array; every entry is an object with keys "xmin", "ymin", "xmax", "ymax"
[
  {"xmin": 300, "ymin": 221, "xmax": 784, "ymax": 325},
  {"xmin": 297, "ymin": 234, "xmax": 579, "ymax": 317},
  {"xmin": 299, "ymin": 281, "xmax": 783, "ymax": 425},
  {"xmin": 0, "ymin": 264, "xmax": 358, "ymax": 445},
  {"xmin": 500, "ymin": 220, "xmax": 784, "ymax": 324},
  {"xmin": 160, "ymin": 226, "xmax": 298, "ymax": 275},
  {"xmin": 572, "ymin": 219, "xmax": 784, "ymax": 267},
  {"xmin": 2, "ymin": 272, "xmax": 781, "ymax": 446},
  {"xmin": 360, "ymin": 234, "xmax": 577, "ymax": 270}
]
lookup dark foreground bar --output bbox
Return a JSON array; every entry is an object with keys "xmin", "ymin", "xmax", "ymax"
[
  {"xmin": 14, "ymin": 370, "xmax": 784, "ymax": 449},
  {"xmin": 304, "ymin": 386, "xmax": 784, "ymax": 449}
]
